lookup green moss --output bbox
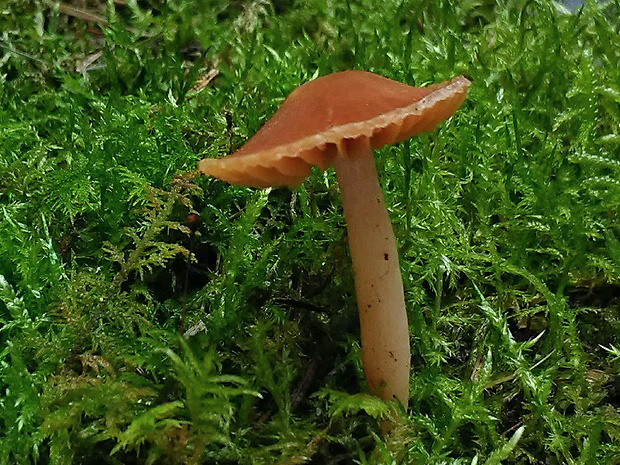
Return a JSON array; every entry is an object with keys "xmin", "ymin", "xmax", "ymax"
[{"xmin": 1, "ymin": 0, "xmax": 619, "ymax": 463}]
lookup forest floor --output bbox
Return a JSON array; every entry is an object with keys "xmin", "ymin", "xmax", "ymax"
[{"xmin": 0, "ymin": 0, "xmax": 619, "ymax": 463}]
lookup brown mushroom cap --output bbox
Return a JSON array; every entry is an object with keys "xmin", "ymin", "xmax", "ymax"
[{"xmin": 198, "ymin": 71, "xmax": 470, "ymax": 187}]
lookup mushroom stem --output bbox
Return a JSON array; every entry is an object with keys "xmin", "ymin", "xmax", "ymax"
[{"xmin": 334, "ymin": 136, "xmax": 410, "ymax": 408}]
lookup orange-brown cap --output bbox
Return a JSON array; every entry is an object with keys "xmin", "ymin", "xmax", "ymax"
[{"xmin": 198, "ymin": 71, "xmax": 470, "ymax": 188}]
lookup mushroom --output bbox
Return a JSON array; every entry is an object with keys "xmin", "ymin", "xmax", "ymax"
[{"xmin": 198, "ymin": 71, "xmax": 470, "ymax": 408}]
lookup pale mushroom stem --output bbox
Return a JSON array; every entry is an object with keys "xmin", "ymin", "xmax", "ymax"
[{"xmin": 333, "ymin": 136, "xmax": 410, "ymax": 408}]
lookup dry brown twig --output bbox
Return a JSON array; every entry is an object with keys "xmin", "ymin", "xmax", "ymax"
[
  {"xmin": 187, "ymin": 69, "xmax": 220, "ymax": 95},
  {"xmin": 43, "ymin": 0, "xmax": 108, "ymax": 25}
]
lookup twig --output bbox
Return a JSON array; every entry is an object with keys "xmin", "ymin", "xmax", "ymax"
[
  {"xmin": 44, "ymin": 0, "xmax": 108, "ymax": 25},
  {"xmin": 187, "ymin": 69, "xmax": 220, "ymax": 95},
  {"xmin": 0, "ymin": 41, "xmax": 47, "ymax": 64}
]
